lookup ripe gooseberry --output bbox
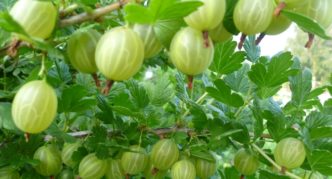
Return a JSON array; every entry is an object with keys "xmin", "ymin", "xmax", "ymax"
[
  {"xmin": 184, "ymin": 0, "xmax": 226, "ymax": 31},
  {"xmin": 121, "ymin": 145, "xmax": 149, "ymax": 175},
  {"xmin": 78, "ymin": 153, "xmax": 108, "ymax": 179},
  {"xmin": 169, "ymin": 27, "xmax": 214, "ymax": 76},
  {"xmin": 105, "ymin": 159, "xmax": 124, "ymax": 179},
  {"xmin": 61, "ymin": 142, "xmax": 81, "ymax": 168},
  {"xmin": 209, "ymin": 21, "xmax": 233, "ymax": 43},
  {"xmin": 234, "ymin": 149, "xmax": 259, "ymax": 176},
  {"xmin": 0, "ymin": 166, "xmax": 20, "ymax": 179},
  {"xmin": 10, "ymin": 0, "xmax": 57, "ymax": 39},
  {"xmin": 67, "ymin": 29, "xmax": 101, "ymax": 74},
  {"xmin": 133, "ymin": 24, "xmax": 163, "ymax": 59},
  {"xmin": 274, "ymin": 137, "xmax": 306, "ymax": 169},
  {"xmin": 150, "ymin": 139, "xmax": 179, "ymax": 170},
  {"xmin": 95, "ymin": 26, "xmax": 144, "ymax": 81},
  {"xmin": 233, "ymin": 0, "xmax": 274, "ymax": 35},
  {"xmin": 33, "ymin": 144, "xmax": 62, "ymax": 176},
  {"xmin": 11, "ymin": 80, "xmax": 57, "ymax": 134},
  {"xmin": 171, "ymin": 160, "xmax": 196, "ymax": 179},
  {"xmin": 195, "ymin": 154, "xmax": 217, "ymax": 179}
]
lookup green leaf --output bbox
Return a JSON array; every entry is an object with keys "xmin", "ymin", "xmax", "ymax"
[
  {"xmin": 0, "ymin": 102, "xmax": 18, "ymax": 131},
  {"xmin": 206, "ymin": 79, "xmax": 244, "ymax": 107},
  {"xmin": 308, "ymin": 150, "xmax": 332, "ymax": 176},
  {"xmin": 305, "ymin": 112, "xmax": 332, "ymax": 129},
  {"xmin": 282, "ymin": 10, "xmax": 331, "ymax": 40},
  {"xmin": 210, "ymin": 41, "xmax": 246, "ymax": 75},
  {"xmin": 157, "ymin": 1, "xmax": 203, "ymax": 20},
  {"xmin": 58, "ymin": 85, "xmax": 96, "ymax": 113},
  {"xmin": 96, "ymin": 95, "xmax": 115, "ymax": 125},
  {"xmin": 45, "ymin": 123, "xmax": 76, "ymax": 143},
  {"xmin": 145, "ymin": 75, "xmax": 174, "ymax": 106},
  {"xmin": 248, "ymin": 52, "xmax": 297, "ymax": 98},
  {"xmin": 224, "ymin": 64, "xmax": 251, "ymax": 94},
  {"xmin": 289, "ymin": 67, "xmax": 312, "ymax": 106},
  {"xmin": 154, "ymin": 19, "xmax": 185, "ymax": 48},
  {"xmin": 243, "ymin": 35, "xmax": 260, "ymax": 63},
  {"xmin": 126, "ymin": 80, "xmax": 150, "ymax": 109},
  {"xmin": 310, "ymin": 127, "xmax": 332, "ymax": 140},
  {"xmin": 124, "ymin": 4, "xmax": 154, "ymax": 24},
  {"xmin": 223, "ymin": 0, "xmax": 239, "ymax": 34}
]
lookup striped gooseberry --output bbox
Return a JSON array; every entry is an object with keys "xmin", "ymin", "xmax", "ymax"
[
  {"xmin": 234, "ymin": 149, "xmax": 259, "ymax": 176},
  {"xmin": 274, "ymin": 137, "xmax": 306, "ymax": 169},
  {"xmin": 169, "ymin": 27, "xmax": 214, "ymax": 75},
  {"xmin": 121, "ymin": 145, "xmax": 149, "ymax": 175},
  {"xmin": 0, "ymin": 166, "xmax": 20, "ymax": 179},
  {"xmin": 209, "ymin": 21, "xmax": 233, "ymax": 43},
  {"xmin": 233, "ymin": 0, "xmax": 274, "ymax": 35},
  {"xmin": 78, "ymin": 153, "xmax": 108, "ymax": 179},
  {"xmin": 150, "ymin": 139, "xmax": 179, "ymax": 170},
  {"xmin": 105, "ymin": 159, "xmax": 124, "ymax": 179},
  {"xmin": 58, "ymin": 169, "xmax": 74, "ymax": 179},
  {"xmin": 265, "ymin": 13, "xmax": 292, "ymax": 35},
  {"xmin": 33, "ymin": 144, "xmax": 62, "ymax": 176},
  {"xmin": 10, "ymin": 0, "xmax": 57, "ymax": 39},
  {"xmin": 61, "ymin": 142, "xmax": 81, "ymax": 168},
  {"xmin": 11, "ymin": 80, "xmax": 57, "ymax": 134},
  {"xmin": 171, "ymin": 160, "xmax": 196, "ymax": 179},
  {"xmin": 133, "ymin": 24, "xmax": 163, "ymax": 59},
  {"xmin": 296, "ymin": 0, "xmax": 332, "ymax": 28},
  {"xmin": 95, "ymin": 26, "xmax": 144, "ymax": 81},
  {"xmin": 184, "ymin": 0, "xmax": 226, "ymax": 31},
  {"xmin": 195, "ymin": 154, "xmax": 217, "ymax": 179},
  {"xmin": 143, "ymin": 158, "xmax": 167, "ymax": 179},
  {"xmin": 67, "ymin": 29, "xmax": 101, "ymax": 74}
]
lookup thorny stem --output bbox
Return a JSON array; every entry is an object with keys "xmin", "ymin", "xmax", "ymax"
[
  {"xmin": 238, "ymin": 33, "xmax": 247, "ymax": 50},
  {"xmin": 59, "ymin": 0, "xmax": 130, "ymax": 27},
  {"xmin": 305, "ymin": 33, "xmax": 315, "ymax": 49},
  {"xmin": 255, "ymin": 33, "xmax": 266, "ymax": 45},
  {"xmin": 252, "ymin": 144, "xmax": 302, "ymax": 179},
  {"xmin": 274, "ymin": 2, "xmax": 286, "ymax": 16},
  {"xmin": 7, "ymin": 39, "xmax": 21, "ymax": 57},
  {"xmin": 59, "ymin": 3, "xmax": 79, "ymax": 17}
]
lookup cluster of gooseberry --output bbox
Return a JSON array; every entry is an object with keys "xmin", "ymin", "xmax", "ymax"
[{"xmin": 0, "ymin": 139, "xmax": 219, "ymax": 179}]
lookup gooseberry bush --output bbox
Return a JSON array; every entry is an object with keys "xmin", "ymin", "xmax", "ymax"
[{"xmin": 0, "ymin": 0, "xmax": 332, "ymax": 178}]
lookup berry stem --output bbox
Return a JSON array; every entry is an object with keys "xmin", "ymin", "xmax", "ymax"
[
  {"xmin": 91, "ymin": 73, "xmax": 101, "ymax": 89},
  {"xmin": 24, "ymin": 133, "xmax": 30, "ymax": 143},
  {"xmin": 281, "ymin": 166, "xmax": 287, "ymax": 175},
  {"xmin": 125, "ymin": 174, "xmax": 130, "ymax": 179},
  {"xmin": 238, "ymin": 33, "xmax": 247, "ymax": 50},
  {"xmin": 274, "ymin": 2, "xmax": 286, "ymax": 16},
  {"xmin": 305, "ymin": 33, "xmax": 315, "ymax": 49},
  {"xmin": 50, "ymin": 176, "xmax": 54, "ymax": 179},
  {"xmin": 7, "ymin": 39, "xmax": 21, "ymax": 57},
  {"xmin": 187, "ymin": 75, "xmax": 194, "ymax": 91},
  {"xmin": 202, "ymin": 31, "xmax": 210, "ymax": 48},
  {"xmin": 240, "ymin": 175, "xmax": 245, "ymax": 179},
  {"xmin": 102, "ymin": 80, "xmax": 114, "ymax": 95},
  {"xmin": 255, "ymin": 33, "xmax": 266, "ymax": 45},
  {"xmin": 152, "ymin": 167, "xmax": 159, "ymax": 176}
]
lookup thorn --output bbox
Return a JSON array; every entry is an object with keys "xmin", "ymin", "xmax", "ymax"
[{"xmin": 24, "ymin": 133, "xmax": 30, "ymax": 143}]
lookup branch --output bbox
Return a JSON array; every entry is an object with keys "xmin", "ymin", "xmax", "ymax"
[
  {"xmin": 252, "ymin": 144, "xmax": 302, "ymax": 179},
  {"xmin": 59, "ymin": 0, "xmax": 130, "ymax": 27}
]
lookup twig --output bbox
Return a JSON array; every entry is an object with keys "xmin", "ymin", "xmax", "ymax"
[
  {"xmin": 59, "ymin": 0, "xmax": 129, "ymax": 27},
  {"xmin": 251, "ymin": 144, "xmax": 302, "ymax": 179}
]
